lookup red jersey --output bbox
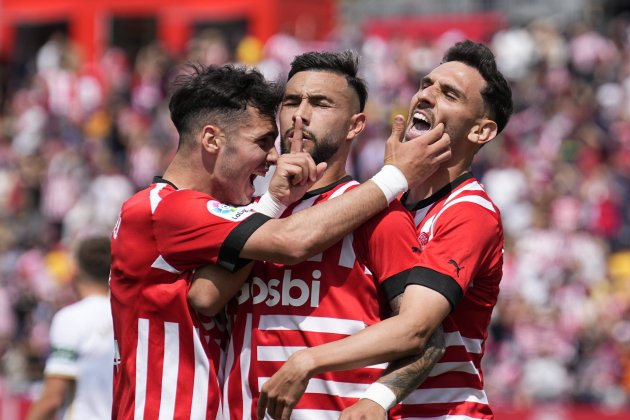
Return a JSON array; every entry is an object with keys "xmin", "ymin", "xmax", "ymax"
[
  {"xmin": 391, "ymin": 173, "xmax": 503, "ymax": 419},
  {"xmin": 223, "ymin": 177, "xmax": 424, "ymax": 420},
  {"xmin": 110, "ymin": 177, "xmax": 270, "ymax": 420}
]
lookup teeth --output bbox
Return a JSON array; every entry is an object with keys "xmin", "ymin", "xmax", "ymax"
[{"xmin": 413, "ymin": 112, "xmax": 429, "ymax": 124}]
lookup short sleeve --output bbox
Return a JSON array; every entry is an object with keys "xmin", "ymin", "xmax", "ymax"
[
  {"xmin": 412, "ymin": 202, "xmax": 503, "ymax": 298},
  {"xmin": 354, "ymin": 200, "xmax": 423, "ymax": 301},
  {"xmin": 153, "ymin": 190, "xmax": 270, "ymax": 272},
  {"xmin": 44, "ymin": 309, "xmax": 79, "ymax": 378}
]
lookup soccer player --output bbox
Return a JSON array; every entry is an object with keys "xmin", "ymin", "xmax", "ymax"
[
  {"xmin": 27, "ymin": 236, "xmax": 114, "ymax": 420},
  {"xmin": 208, "ymin": 51, "xmax": 446, "ymax": 420},
  {"xmin": 258, "ymin": 40, "xmax": 513, "ymax": 420},
  {"xmin": 109, "ymin": 64, "xmax": 450, "ymax": 419}
]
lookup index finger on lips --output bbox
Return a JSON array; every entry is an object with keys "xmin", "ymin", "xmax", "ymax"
[{"xmin": 290, "ymin": 116, "xmax": 304, "ymax": 153}]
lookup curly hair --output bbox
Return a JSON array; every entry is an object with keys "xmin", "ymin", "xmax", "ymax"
[{"xmin": 169, "ymin": 64, "xmax": 283, "ymax": 147}]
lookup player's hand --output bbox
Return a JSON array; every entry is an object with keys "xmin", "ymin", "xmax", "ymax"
[
  {"xmin": 384, "ymin": 115, "xmax": 451, "ymax": 189},
  {"xmin": 267, "ymin": 116, "xmax": 327, "ymax": 205},
  {"xmin": 339, "ymin": 398, "xmax": 387, "ymax": 419},
  {"xmin": 256, "ymin": 349, "xmax": 313, "ymax": 420}
]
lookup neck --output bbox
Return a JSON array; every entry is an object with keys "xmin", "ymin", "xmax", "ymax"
[
  {"xmin": 308, "ymin": 152, "xmax": 350, "ymax": 191},
  {"xmin": 75, "ymin": 281, "xmax": 109, "ymax": 299},
  {"xmin": 162, "ymin": 151, "xmax": 213, "ymax": 195},
  {"xmin": 406, "ymin": 161, "xmax": 471, "ymax": 204}
]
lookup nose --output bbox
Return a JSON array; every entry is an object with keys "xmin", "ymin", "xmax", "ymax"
[
  {"xmin": 266, "ymin": 144, "xmax": 279, "ymax": 166},
  {"xmin": 293, "ymin": 100, "xmax": 311, "ymax": 126},
  {"xmin": 417, "ymin": 85, "xmax": 437, "ymax": 107}
]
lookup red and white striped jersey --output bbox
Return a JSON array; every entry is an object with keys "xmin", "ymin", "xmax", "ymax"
[
  {"xmin": 110, "ymin": 177, "xmax": 270, "ymax": 420},
  {"xmin": 222, "ymin": 177, "xmax": 424, "ymax": 420},
  {"xmin": 391, "ymin": 173, "xmax": 503, "ymax": 420}
]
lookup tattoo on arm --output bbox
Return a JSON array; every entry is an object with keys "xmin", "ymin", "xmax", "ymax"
[
  {"xmin": 377, "ymin": 325, "xmax": 445, "ymax": 402},
  {"xmin": 377, "ymin": 293, "xmax": 446, "ymax": 402}
]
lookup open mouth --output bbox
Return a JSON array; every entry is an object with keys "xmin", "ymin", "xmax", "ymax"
[{"xmin": 404, "ymin": 111, "xmax": 432, "ymax": 142}]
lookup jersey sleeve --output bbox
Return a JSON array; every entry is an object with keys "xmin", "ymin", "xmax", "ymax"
[
  {"xmin": 354, "ymin": 199, "xmax": 423, "ymax": 301},
  {"xmin": 153, "ymin": 190, "xmax": 270, "ymax": 272},
  {"xmin": 408, "ymin": 202, "xmax": 503, "ymax": 310},
  {"xmin": 44, "ymin": 309, "xmax": 79, "ymax": 379}
]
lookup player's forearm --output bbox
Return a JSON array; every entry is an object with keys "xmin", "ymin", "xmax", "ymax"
[
  {"xmin": 375, "ymin": 325, "xmax": 445, "ymax": 402},
  {"xmin": 188, "ymin": 263, "xmax": 253, "ymax": 316},
  {"xmin": 290, "ymin": 314, "xmax": 429, "ymax": 377},
  {"xmin": 242, "ymin": 180, "xmax": 390, "ymax": 263},
  {"xmin": 26, "ymin": 396, "xmax": 63, "ymax": 420}
]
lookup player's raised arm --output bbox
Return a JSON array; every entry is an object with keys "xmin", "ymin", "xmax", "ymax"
[{"xmin": 242, "ymin": 116, "xmax": 451, "ymax": 264}]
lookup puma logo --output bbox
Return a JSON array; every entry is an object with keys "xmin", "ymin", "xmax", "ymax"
[
  {"xmin": 411, "ymin": 246, "xmax": 422, "ymax": 253},
  {"xmin": 448, "ymin": 259, "xmax": 464, "ymax": 277}
]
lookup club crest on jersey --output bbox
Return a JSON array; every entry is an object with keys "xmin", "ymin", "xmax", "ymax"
[
  {"xmin": 207, "ymin": 200, "xmax": 254, "ymax": 221},
  {"xmin": 418, "ymin": 231, "xmax": 429, "ymax": 250}
]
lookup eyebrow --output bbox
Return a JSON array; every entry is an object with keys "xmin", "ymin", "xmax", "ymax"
[
  {"xmin": 422, "ymin": 76, "xmax": 465, "ymax": 99},
  {"xmin": 283, "ymin": 93, "xmax": 334, "ymax": 103}
]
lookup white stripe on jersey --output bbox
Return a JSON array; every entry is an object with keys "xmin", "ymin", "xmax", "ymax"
[
  {"xmin": 241, "ymin": 314, "xmax": 254, "ymax": 420},
  {"xmin": 258, "ymin": 377, "xmax": 368, "ymax": 398},
  {"xmin": 403, "ymin": 387, "xmax": 488, "ymax": 405},
  {"xmin": 444, "ymin": 332, "xmax": 483, "ymax": 354},
  {"xmin": 441, "ymin": 195, "xmax": 495, "ymax": 215},
  {"xmin": 258, "ymin": 315, "xmax": 365, "ymax": 335},
  {"xmin": 159, "ymin": 322, "xmax": 179, "ymax": 420},
  {"xmin": 292, "ymin": 195, "xmax": 318, "ymax": 213},
  {"xmin": 403, "ymin": 416, "xmax": 486, "ymax": 420},
  {"xmin": 338, "ymin": 233, "xmax": 356, "ymax": 268},
  {"xmin": 429, "ymin": 361, "xmax": 479, "ymax": 377},
  {"xmin": 269, "ymin": 409, "xmax": 340, "ymax": 420},
  {"xmin": 150, "ymin": 183, "xmax": 167, "ymax": 214},
  {"xmin": 329, "ymin": 181, "xmax": 358, "ymax": 199},
  {"xmin": 135, "ymin": 318, "xmax": 150, "ymax": 420},
  {"xmin": 443, "ymin": 182, "xmax": 485, "ymax": 206},
  {"xmin": 223, "ymin": 314, "xmax": 255, "ymax": 420},
  {"xmin": 413, "ymin": 207, "xmax": 432, "ymax": 227},
  {"xmin": 222, "ymin": 330, "xmax": 236, "ymax": 420},
  {"xmin": 151, "ymin": 255, "xmax": 182, "ymax": 274},
  {"xmin": 190, "ymin": 328, "xmax": 210, "ymax": 420},
  {"xmin": 256, "ymin": 345, "xmax": 387, "ymax": 370},
  {"xmin": 257, "ymin": 345, "xmax": 302, "ymax": 361}
]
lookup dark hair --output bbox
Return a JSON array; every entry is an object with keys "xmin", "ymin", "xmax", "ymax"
[
  {"xmin": 169, "ymin": 64, "xmax": 283, "ymax": 145},
  {"xmin": 288, "ymin": 50, "xmax": 368, "ymax": 112},
  {"xmin": 442, "ymin": 40, "xmax": 513, "ymax": 134},
  {"xmin": 76, "ymin": 236, "xmax": 111, "ymax": 284}
]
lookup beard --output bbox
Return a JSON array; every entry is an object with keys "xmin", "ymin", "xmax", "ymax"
[{"xmin": 281, "ymin": 130, "xmax": 340, "ymax": 165}]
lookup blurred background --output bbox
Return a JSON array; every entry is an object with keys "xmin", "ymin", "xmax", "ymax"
[{"xmin": 1, "ymin": 0, "xmax": 630, "ymax": 419}]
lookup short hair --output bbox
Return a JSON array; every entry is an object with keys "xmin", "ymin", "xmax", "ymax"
[
  {"xmin": 169, "ymin": 64, "xmax": 283, "ymax": 146},
  {"xmin": 288, "ymin": 50, "xmax": 368, "ymax": 112},
  {"xmin": 442, "ymin": 40, "xmax": 513, "ymax": 134},
  {"xmin": 76, "ymin": 236, "xmax": 111, "ymax": 284}
]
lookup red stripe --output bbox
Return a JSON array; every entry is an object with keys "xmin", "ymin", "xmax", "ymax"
[
  {"xmin": 420, "ymin": 371, "xmax": 484, "ymax": 389},
  {"xmin": 392, "ymin": 400, "xmax": 494, "ymax": 418},
  {"xmin": 144, "ymin": 321, "xmax": 165, "ymax": 420}
]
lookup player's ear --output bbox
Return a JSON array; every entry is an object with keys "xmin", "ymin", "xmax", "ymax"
[
  {"xmin": 201, "ymin": 125, "xmax": 225, "ymax": 154},
  {"xmin": 347, "ymin": 113, "xmax": 366, "ymax": 141},
  {"xmin": 467, "ymin": 119, "xmax": 497, "ymax": 146}
]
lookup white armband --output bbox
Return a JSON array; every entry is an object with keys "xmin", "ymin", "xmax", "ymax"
[
  {"xmin": 370, "ymin": 165, "xmax": 408, "ymax": 203},
  {"xmin": 254, "ymin": 192, "xmax": 288, "ymax": 218},
  {"xmin": 361, "ymin": 382, "xmax": 397, "ymax": 411}
]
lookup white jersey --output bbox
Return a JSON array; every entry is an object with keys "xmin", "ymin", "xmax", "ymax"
[{"xmin": 44, "ymin": 295, "xmax": 114, "ymax": 420}]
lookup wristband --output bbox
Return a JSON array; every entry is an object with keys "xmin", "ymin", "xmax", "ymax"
[
  {"xmin": 254, "ymin": 192, "xmax": 288, "ymax": 218},
  {"xmin": 361, "ymin": 382, "xmax": 397, "ymax": 411},
  {"xmin": 370, "ymin": 165, "xmax": 408, "ymax": 203}
]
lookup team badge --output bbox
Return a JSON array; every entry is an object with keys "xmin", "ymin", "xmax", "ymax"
[
  {"xmin": 418, "ymin": 231, "xmax": 429, "ymax": 249},
  {"xmin": 207, "ymin": 200, "xmax": 254, "ymax": 221}
]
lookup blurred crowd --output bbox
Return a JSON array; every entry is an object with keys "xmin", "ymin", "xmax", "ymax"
[{"xmin": 1, "ymin": 13, "xmax": 630, "ymax": 413}]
